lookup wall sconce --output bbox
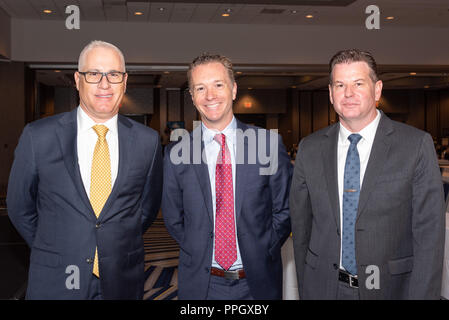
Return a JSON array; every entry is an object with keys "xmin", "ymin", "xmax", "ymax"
[{"xmin": 244, "ymin": 101, "xmax": 252, "ymax": 108}]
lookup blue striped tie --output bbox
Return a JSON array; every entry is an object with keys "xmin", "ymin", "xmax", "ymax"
[{"xmin": 342, "ymin": 133, "xmax": 362, "ymax": 275}]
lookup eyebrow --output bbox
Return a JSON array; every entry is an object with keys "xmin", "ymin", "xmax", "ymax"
[
  {"xmin": 193, "ymin": 80, "xmax": 224, "ymax": 87},
  {"xmin": 333, "ymin": 78, "xmax": 366, "ymax": 83}
]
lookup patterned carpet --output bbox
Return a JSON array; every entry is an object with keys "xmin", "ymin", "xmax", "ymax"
[{"xmin": 143, "ymin": 213, "xmax": 179, "ymax": 300}]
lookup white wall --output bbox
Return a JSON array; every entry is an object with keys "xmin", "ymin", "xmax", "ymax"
[{"xmin": 11, "ymin": 19, "xmax": 449, "ymax": 65}]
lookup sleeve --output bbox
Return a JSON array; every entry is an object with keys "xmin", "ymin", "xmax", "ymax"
[
  {"xmin": 289, "ymin": 139, "xmax": 313, "ymax": 299},
  {"xmin": 161, "ymin": 144, "xmax": 185, "ymax": 244},
  {"xmin": 409, "ymin": 133, "xmax": 446, "ymax": 299},
  {"xmin": 140, "ymin": 136, "xmax": 163, "ymax": 233},
  {"xmin": 6, "ymin": 124, "xmax": 39, "ymax": 247},
  {"xmin": 269, "ymin": 133, "xmax": 292, "ymax": 248}
]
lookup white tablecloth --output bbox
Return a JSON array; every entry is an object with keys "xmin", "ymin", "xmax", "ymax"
[
  {"xmin": 441, "ymin": 212, "xmax": 449, "ymax": 299},
  {"xmin": 281, "ymin": 236, "xmax": 299, "ymax": 300}
]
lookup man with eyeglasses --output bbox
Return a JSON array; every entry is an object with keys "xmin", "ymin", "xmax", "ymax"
[{"xmin": 7, "ymin": 40, "xmax": 163, "ymax": 299}]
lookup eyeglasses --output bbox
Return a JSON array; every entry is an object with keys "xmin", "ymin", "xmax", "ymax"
[{"xmin": 78, "ymin": 71, "xmax": 126, "ymax": 84}]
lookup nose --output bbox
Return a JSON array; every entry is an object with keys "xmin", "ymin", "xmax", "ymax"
[
  {"xmin": 205, "ymin": 86, "xmax": 216, "ymax": 100},
  {"xmin": 345, "ymin": 86, "xmax": 354, "ymax": 97},
  {"xmin": 98, "ymin": 74, "xmax": 111, "ymax": 89},
  {"xmin": 344, "ymin": 85, "xmax": 354, "ymax": 97}
]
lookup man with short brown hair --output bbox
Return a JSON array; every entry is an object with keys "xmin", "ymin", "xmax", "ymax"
[
  {"xmin": 290, "ymin": 48, "xmax": 445, "ymax": 299},
  {"xmin": 163, "ymin": 53, "xmax": 292, "ymax": 299}
]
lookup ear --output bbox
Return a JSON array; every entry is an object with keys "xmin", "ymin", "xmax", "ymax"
[
  {"xmin": 328, "ymin": 84, "xmax": 334, "ymax": 105},
  {"xmin": 232, "ymin": 81, "xmax": 237, "ymax": 100},
  {"xmin": 74, "ymin": 72, "xmax": 80, "ymax": 91},
  {"xmin": 374, "ymin": 80, "xmax": 383, "ymax": 101},
  {"xmin": 123, "ymin": 73, "xmax": 128, "ymax": 93}
]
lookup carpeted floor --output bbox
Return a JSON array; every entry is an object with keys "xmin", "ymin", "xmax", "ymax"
[{"xmin": 143, "ymin": 214, "xmax": 179, "ymax": 300}]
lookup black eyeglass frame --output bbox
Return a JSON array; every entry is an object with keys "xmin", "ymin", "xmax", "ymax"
[{"xmin": 78, "ymin": 71, "xmax": 127, "ymax": 84}]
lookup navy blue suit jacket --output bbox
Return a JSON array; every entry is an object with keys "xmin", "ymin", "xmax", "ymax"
[
  {"xmin": 162, "ymin": 120, "xmax": 291, "ymax": 299},
  {"xmin": 7, "ymin": 109, "xmax": 163, "ymax": 299}
]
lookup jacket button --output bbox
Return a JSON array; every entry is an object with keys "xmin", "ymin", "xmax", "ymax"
[
  {"xmin": 86, "ymin": 258, "xmax": 93, "ymax": 264},
  {"xmin": 96, "ymin": 223, "xmax": 101, "ymax": 228},
  {"xmin": 205, "ymin": 267, "xmax": 209, "ymax": 273},
  {"xmin": 333, "ymin": 263, "xmax": 338, "ymax": 270}
]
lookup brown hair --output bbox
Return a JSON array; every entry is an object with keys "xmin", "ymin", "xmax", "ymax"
[
  {"xmin": 187, "ymin": 53, "xmax": 235, "ymax": 90},
  {"xmin": 329, "ymin": 49, "xmax": 379, "ymax": 84}
]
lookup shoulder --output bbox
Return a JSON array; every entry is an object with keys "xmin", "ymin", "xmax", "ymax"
[
  {"xmin": 299, "ymin": 123, "xmax": 337, "ymax": 150},
  {"xmin": 119, "ymin": 114, "xmax": 160, "ymax": 141},
  {"xmin": 26, "ymin": 112, "xmax": 69, "ymax": 131},
  {"xmin": 381, "ymin": 116, "xmax": 431, "ymax": 147}
]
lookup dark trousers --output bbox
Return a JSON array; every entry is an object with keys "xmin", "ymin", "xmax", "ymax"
[
  {"xmin": 337, "ymin": 280, "xmax": 360, "ymax": 300},
  {"xmin": 87, "ymin": 274, "xmax": 103, "ymax": 300},
  {"xmin": 206, "ymin": 275, "xmax": 254, "ymax": 300}
]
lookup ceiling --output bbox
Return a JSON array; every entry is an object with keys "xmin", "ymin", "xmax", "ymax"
[
  {"xmin": 0, "ymin": 0, "xmax": 448, "ymax": 27},
  {"xmin": 4, "ymin": 0, "xmax": 449, "ymax": 90}
]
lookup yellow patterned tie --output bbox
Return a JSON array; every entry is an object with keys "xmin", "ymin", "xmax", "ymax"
[{"xmin": 90, "ymin": 125, "xmax": 112, "ymax": 277}]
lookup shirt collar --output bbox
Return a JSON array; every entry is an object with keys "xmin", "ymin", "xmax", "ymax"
[
  {"xmin": 77, "ymin": 106, "xmax": 118, "ymax": 135},
  {"xmin": 202, "ymin": 116, "xmax": 237, "ymax": 146},
  {"xmin": 339, "ymin": 109, "xmax": 381, "ymax": 145}
]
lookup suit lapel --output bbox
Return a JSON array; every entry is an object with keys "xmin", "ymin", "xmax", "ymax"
[
  {"xmin": 235, "ymin": 120, "xmax": 249, "ymax": 222},
  {"xmin": 321, "ymin": 123, "xmax": 341, "ymax": 231},
  {"xmin": 56, "ymin": 109, "xmax": 94, "ymax": 220},
  {"xmin": 98, "ymin": 114, "xmax": 134, "ymax": 221},
  {"xmin": 357, "ymin": 112, "xmax": 393, "ymax": 219},
  {"xmin": 191, "ymin": 126, "xmax": 214, "ymax": 223}
]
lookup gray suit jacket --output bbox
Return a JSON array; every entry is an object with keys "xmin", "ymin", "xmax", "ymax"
[{"xmin": 290, "ymin": 111, "xmax": 445, "ymax": 299}]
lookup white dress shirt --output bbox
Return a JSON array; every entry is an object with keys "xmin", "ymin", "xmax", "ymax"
[
  {"xmin": 77, "ymin": 106, "xmax": 119, "ymax": 198},
  {"xmin": 202, "ymin": 116, "xmax": 243, "ymax": 271},
  {"xmin": 338, "ymin": 109, "xmax": 381, "ymax": 270}
]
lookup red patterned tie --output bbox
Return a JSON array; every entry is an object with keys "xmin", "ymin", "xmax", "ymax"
[{"xmin": 214, "ymin": 133, "xmax": 237, "ymax": 271}]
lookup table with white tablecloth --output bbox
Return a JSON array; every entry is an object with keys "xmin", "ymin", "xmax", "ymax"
[
  {"xmin": 441, "ymin": 211, "xmax": 449, "ymax": 299},
  {"xmin": 281, "ymin": 236, "xmax": 299, "ymax": 300}
]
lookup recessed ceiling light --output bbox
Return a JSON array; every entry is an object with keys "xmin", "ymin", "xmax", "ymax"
[
  {"xmin": 386, "ymin": 16, "xmax": 394, "ymax": 20},
  {"xmin": 424, "ymin": 85, "xmax": 430, "ymax": 89},
  {"xmin": 222, "ymin": 13, "xmax": 230, "ymax": 17},
  {"xmin": 159, "ymin": 7, "xmax": 165, "ymax": 12},
  {"xmin": 248, "ymin": 87, "xmax": 252, "ymax": 90},
  {"xmin": 43, "ymin": 9, "xmax": 52, "ymax": 14},
  {"xmin": 134, "ymin": 11, "xmax": 143, "ymax": 16},
  {"xmin": 306, "ymin": 14, "xmax": 313, "ymax": 19},
  {"xmin": 409, "ymin": 72, "xmax": 417, "ymax": 75},
  {"xmin": 163, "ymin": 71, "xmax": 170, "ymax": 74},
  {"xmin": 291, "ymin": 10, "xmax": 297, "ymax": 14},
  {"xmin": 236, "ymin": 71, "xmax": 242, "ymax": 75},
  {"xmin": 291, "ymin": 86, "xmax": 297, "ymax": 89},
  {"xmin": 225, "ymin": 8, "xmax": 232, "ymax": 13},
  {"xmin": 54, "ymin": 70, "xmax": 61, "ymax": 73}
]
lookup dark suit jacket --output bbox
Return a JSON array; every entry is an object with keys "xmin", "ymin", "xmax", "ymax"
[
  {"xmin": 162, "ymin": 120, "xmax": 292, "ymax": 299},
  {"xmin": 290, "ymin": 111, "xmax": 445, "ymax": 299},
  {"xmin": 7, "ymin": 108, "xmax": 163, "ymax": 299}
]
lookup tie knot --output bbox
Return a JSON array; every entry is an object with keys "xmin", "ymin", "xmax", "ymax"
[
  {"xmin": 214, "ymin": 133, "xmax": 225, "ymax": 146},
  {"xmin": 348, "ymin": 133, "xmax": 362, "ymax": 145},
  {"xmin": 93, "ymin": 125, "xmax": 109, "ymax": 139}
]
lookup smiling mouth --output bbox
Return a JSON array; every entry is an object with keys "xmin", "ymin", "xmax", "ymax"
[
  {"xmin": 205, "ymin": 103, "xmax": 220, "ymax": 109},
  {"xmin": 96, "ymin": 94, "xmax": 113, "ymax": 98}
]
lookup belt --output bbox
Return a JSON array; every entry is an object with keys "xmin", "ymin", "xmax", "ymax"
[
  {"xmin": 210, "ymin": 267, "xmax": 246, "ymax": 280},
  {"xmin": 338, "ymin": 269, "xmax": 358, "ymax": 288}
]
